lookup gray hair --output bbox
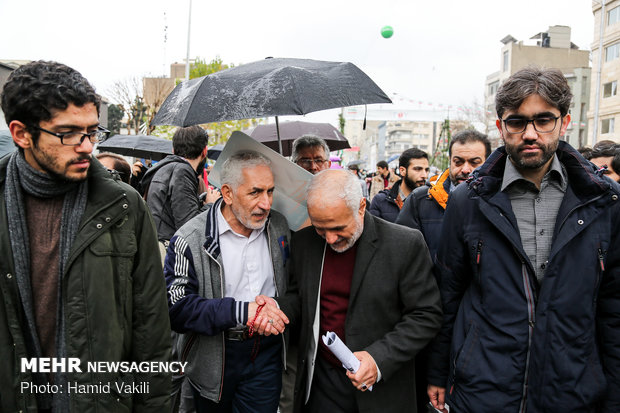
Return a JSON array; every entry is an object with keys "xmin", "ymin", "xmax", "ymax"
[
  {"xmin": 220, "ymin": 150, "xmax": 272, "ymax": 190},
  {"xmin": 495, "ymin": 66, "xmax": 573, "ymax": 118},
  {"xmin": 291, "ymin": 135, "xmax": 330, "ymax": 162},
  {"xmin": 307, "ymin": 170, "xmax": 363, "ymax": 214}
]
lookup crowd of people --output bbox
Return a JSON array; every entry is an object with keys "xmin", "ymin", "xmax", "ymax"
[{"xmin": 1, "ymin": 60, "xmax": 620, "ymax": 413}]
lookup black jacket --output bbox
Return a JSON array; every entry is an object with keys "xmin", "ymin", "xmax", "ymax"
[
  {"xmin": 396, "ymin": 169, "xmax": 451, "ymax": 260},
  {"xmin": 428, "ymin": 142, "xmax": 620, "ymax": 412},
  {"xmin": 368, "ymin": 179, "xmax": 402, "ymax": 223},
  {"xmin": 141, "ymin": 155, "xmax": 205, "ymax": 241}
]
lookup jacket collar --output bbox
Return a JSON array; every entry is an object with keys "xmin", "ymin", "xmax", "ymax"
[{"xmin": 428, "ymin": 169, "xmax": 451, "ymax": 209}]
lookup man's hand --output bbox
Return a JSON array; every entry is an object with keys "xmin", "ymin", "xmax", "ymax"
[
  {"xmin": 132, "ymin": 161, "xmax": 144, "ymax": 176},
  {"xmin": 346, "ymin": 351, "xmax": 378, "ymax": 392},
  {"xmin": 204, "ymin": 187, "xmax": 221, "ymax": 205},
  {"xmin": 427, "ymin": 385, "xmax": 448, "ymax": 412},
  {"xmin": 247, "ymin": 295, "xmax": 289, "ymax": 336}
]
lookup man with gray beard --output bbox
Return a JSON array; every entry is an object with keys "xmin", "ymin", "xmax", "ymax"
[{"xmin": 277, "ymin": 170, "xmax": 442, "ymax": 413}]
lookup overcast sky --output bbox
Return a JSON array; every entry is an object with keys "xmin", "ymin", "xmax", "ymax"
[{"xmin": 0, "ymin": 0, "xmax": 595, "ymax": 123}]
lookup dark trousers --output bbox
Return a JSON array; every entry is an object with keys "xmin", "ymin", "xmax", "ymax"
[
  {"xmin": 304, "ymin": 354, "xmax": 358, "ymax": 413},
  {"xmin": 192, "ymin": 334, "xmax": 282, "ymax": 413}
]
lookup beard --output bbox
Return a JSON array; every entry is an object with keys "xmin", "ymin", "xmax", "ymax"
[
  {"xmin": 403, "ymin": 174, "xmax": 424, "ymax": 190},
  {"xmin": 328, "ymin": 216, "xmax": 364, "ymax": 253},
  {"xmin": 504, "ymin": 139, "xmax": 558, "ymax": 170},
  {"xmin": 231, "ymin": 203, "xmax": 269, "ymax": 231}
]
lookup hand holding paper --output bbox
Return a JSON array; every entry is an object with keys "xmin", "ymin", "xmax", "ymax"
[{"xmin": 321, "ymin": 331, "xmax": 375, "ymax": 391}]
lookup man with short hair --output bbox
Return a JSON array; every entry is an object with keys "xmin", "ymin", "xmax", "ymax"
[
  {"xmin": 369, "ymin": 148, "xmax": 429, "ymax": 223},
  {"xmin": 590, "ymin": 143, "xmax": 620, "ymax": 183},
  {"xmin": 165, "ymin": 151, "xmax": 291, "ymax": 413},
  {"xmin": 141, "ymin": 125, "xmax": 210, "ymax": 261},
  {"xmin": 396, "ymin": 130, "xmax": 491, "ymax": 259},
  {"xmin": 291, "ymin": 134, "xmax": 331, "ymax": 174},
  {"xmin": 278, "ymin": 170, "xmax": 442, "ymax": 413},
  {"xmin": 0, "ymin": 60, "xmax": 171, "ymax": 412},
  {"xmin": 395, "ymin": 130, "xmax": 489, "ymax": 413},
  {"xmin": 428, "ymin": 67, "xmax": 620, "ymax": 412},
  {"xmin": 369, "ymin": 160, "xmax": 399, "ymax": 200}
]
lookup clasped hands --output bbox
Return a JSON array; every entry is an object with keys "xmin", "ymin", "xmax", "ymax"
[{"xmin": 246, "ymin": 295, "xmax": 289, "ymax": 336}]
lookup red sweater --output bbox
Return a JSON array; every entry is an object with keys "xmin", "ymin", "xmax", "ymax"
[{"xmin": 318, "ymin": 242, "xmax": 358, "ymax": 368}]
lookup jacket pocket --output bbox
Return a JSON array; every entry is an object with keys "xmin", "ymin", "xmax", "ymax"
[{"xmin": 452, "ymin": 321, "xmax": 479, "ymax": 387}]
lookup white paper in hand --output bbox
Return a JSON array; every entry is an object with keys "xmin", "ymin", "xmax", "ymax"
[{"xmin": 321, "ymin": 331, "xmax": 373, "ymax": 391}]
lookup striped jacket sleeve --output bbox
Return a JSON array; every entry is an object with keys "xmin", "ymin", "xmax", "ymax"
[{"xmin": 164, "ymin": 235, "xmax": 249, "ymax": 335}]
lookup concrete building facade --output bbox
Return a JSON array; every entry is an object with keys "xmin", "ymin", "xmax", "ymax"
[
  {"xmin": 484, "ymin": 26, "xmax": 591, "ymax": 148},
  {"xmin": 588, "ymin": 0, "xmax": 620, "ymax": 145}
]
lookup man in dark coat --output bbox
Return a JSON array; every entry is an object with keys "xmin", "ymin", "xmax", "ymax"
[
  {"xmin": 369, "ymin": 148, "xmax": 429, "ymax": 223},
  {"xmin": 141, "ymin": 126, "xmax": 209, "ymax": 260},
  {"xmin": 278, "ymin": 170, "xmax": 442, "ymax": 413},
  {"xmin": 427, "ymin": 67, "xmax": 620, "ymax": 412},
  {"xmin": 0, "ymin": 60, "xmax": 171, "ymax": 413},
  {"xmin": 396, "ymin": 130, "xmax": 490, "ymax": 259}
]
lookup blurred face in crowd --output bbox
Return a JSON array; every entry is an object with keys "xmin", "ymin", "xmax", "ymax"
[
  {"xmin": 309, "ymin": 198, "xmax": 365, "ymax": 253},
  {"xmin": 449, "ymin": 141, "xmax": 487, "ymax": 185},
  {"xmin": 496, "ymin": 94, "xmax": 570, "ymax": 172},
  {"xmin": 377, "ymin": 165, "xmax": 389, "ymax": 178},
  {"xmin": 296, "ymin": 145, "xmax": 331, "ymax": 174},
  {"xmin": 222, "ymin": 165, "xmax": 274, "ymax": 236},
  {"xmin": 400, "ymin": 158, "xmax": 429, "ymax": 190},
  {"xmin": 591, "ymin": 156, "xmax": 620, "ymax": 182},
  {"xmin": 12, "ymin": 103, "xmax": 98, "ymax": 182}
]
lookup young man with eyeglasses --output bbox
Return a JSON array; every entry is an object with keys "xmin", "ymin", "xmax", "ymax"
[
  {"xmin": 291, "ymin": 135, "xmax": 332, "ymax": 175},
  {"xmin": 0, "ymin": 61, "xmax": 171, "ymax": 412},
  {"xmin": 427, "ymin": 67, "xmax": 620, "ymax": 412}
]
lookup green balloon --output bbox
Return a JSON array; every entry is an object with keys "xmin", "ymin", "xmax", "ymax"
[{"xmin": 381, "ymin": 26, "xmax": 394, "ymax": 39}]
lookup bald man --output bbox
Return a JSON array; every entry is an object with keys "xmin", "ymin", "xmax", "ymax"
[{"xmin": 278, "ymin": 170, "xmax": 442, "ymax": 413}]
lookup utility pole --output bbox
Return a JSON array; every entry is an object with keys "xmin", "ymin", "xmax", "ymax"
[{"xmin": 185, "ymin": 0, "xmax": 192, "ymax": 81}]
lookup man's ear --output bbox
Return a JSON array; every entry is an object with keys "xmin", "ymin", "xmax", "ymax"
[
  {"xmin": 10, "ymin": 120, "xmax": 33, "ymax": 150},
  {"xmin": 399, "ymin": 165, "xmax": 406, "ymax": 176},
  {"xmin": 220, "ymin": 184, "xmax": 234, "ymax": 205},
  {"xmin": 358, "ymin": 197, "xmax": 366, "ymax": 217}
]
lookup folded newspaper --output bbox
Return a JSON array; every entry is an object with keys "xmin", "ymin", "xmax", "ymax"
[{"xmin": 321, "ymin": 331, "xmax": 373, "ymax": 391}]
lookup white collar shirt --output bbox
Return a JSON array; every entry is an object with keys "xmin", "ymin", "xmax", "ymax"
[{"xmin": 216, "ymin": 205, "xmax": 276, "ymax": 302}]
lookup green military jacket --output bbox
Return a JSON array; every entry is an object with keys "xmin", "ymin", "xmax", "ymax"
[{"xmin": 0, "ymin": 156, "xmax": 172, "ymax": 412}]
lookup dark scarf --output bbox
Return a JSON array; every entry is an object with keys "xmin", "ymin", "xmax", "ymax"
[{"xmin": 4, "ymin": 151, "xmax": 88, "ymax": 412}]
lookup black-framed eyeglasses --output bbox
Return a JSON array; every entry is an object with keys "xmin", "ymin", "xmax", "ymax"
[
  {"xmin": 297, "ymin": 158, "xmax": 328, "ymax": 168},
  {"xmin": 501, "ymin": 116, "xmax": 561, "ymax": 134},
  {"xmin": 31, "ymin": 125, "xmax": 110, "ymax": 146}
]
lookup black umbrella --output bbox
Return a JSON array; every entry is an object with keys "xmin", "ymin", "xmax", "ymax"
[
  {"xmin": 247, "ymin": 121, "xmax": 350, "ymax": 157},
  {"xmin": 207, "ymin": 144, "xmax": 225, "ymax": 160},
  {"xmin": 152, "ymin": 57, "xmax": 391, "ymax": 153},
  {"xmin": 97, "ymin": 134, "xmax": 172, "ymax": 161}
]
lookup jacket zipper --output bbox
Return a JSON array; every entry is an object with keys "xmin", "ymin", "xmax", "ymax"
[
  {"xmin": 519, "ymin": 256, "xmax": 536, "ymax": 413},
  {"xmin": 204, "ymin": 247, "xmax": 226, "ymax": 402},
  {"xmin": 266, "ymin": 223, "xmax": 287, "ymax": 371}
]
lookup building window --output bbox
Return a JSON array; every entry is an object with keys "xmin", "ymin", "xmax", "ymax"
[
  {"xmin": 609, "ymin": 5, "xmax": 620, "ymax": 26},
  {"xmin": 606, "ymin": 43, "xmax": 620, "ymax": 62},
  {"xmin": 488, "ymin": 81, "xmax": 499, "ymax": 95},
  {"xmin": 503, "ymin": 51, "xmax": 509, "ymax": 72},
  {"xmin": 604, "ymin": 81, "xmax": 618, "ymax": 98},
  {"xmin": 602, "ymin": 118, "xmax": 615, "ymax": 134}
]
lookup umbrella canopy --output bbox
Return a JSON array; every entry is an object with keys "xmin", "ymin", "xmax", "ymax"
[
  {"xmin": 207, "ymin": 144, "xmax": 225, "ymax": 160},
  {"xmin": 97, "ymin": 134, "xmax": 172, "ymax": 161},
  {"xmin": 387, "ymin": 154, "xmax": 399, "ymax": 163},
  {"xmin": 247, "ymin": 121, "xmax": 349, "ymax": 157},
  {"xmin": 152, "ymin": 57, "xmax": 391, "ymax": 128}
]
